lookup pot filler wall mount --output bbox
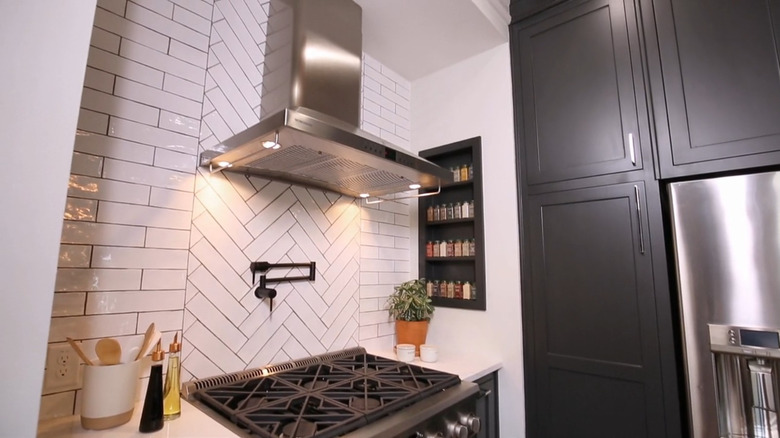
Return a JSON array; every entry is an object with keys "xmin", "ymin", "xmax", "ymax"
[{"xmin": 199, "ymin": 0, "xmax": 453, "ymax": 202}]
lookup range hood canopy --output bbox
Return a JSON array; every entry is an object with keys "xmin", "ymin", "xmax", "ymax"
[{"xmin": 200, "ymin": 0, "xmax": 452, "ymax": 198}]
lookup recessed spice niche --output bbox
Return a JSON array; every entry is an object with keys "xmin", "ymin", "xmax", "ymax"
[{"xmin": 418, "ymin": 136, "xmax": 485, "ymax": 311}]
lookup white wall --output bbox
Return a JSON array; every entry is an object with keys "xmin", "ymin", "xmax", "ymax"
[
  {"xmin": 0, "ymin": 1, "xmax": 96, "ymax": 435},
  {"xmin": 411, "ymin": 43, "xmax": 524, "ymax": 437}
]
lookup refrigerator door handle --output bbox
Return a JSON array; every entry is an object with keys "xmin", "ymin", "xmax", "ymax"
[{"xmin": 634, "ymin": 185, "xmax": 645, "ymax": 255}]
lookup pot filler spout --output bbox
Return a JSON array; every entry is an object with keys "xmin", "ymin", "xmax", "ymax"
[{"xmin": 199, "ymin": 0, "xmax": 452, "ymax": 199}]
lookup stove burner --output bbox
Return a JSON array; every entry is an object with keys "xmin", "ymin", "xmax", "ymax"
[
  {"xmin": 281, "ymin": 419, "xmax": 317, "ymax": 438},
  {"xmin": 402, "ymin": 379, "xmax": 429, "ymax": 389},
  {"xmin": 354, "ymin": 379, "xmax": 378, "ymax": 393},
  {"xmin": 349, "ymin": 396, "xmax": 381, "ymax": 410},
  {"xmin": 302, "ymin": 380, "xmax": 328, "ymax": 390}
]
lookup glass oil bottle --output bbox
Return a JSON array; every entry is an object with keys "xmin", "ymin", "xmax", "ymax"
[{"xmin": 163, "ymin": 332, "xmax": 181, "ymax": 420}]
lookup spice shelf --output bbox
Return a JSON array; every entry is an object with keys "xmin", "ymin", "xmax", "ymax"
[{"xmin": 418, "ymin": 136, "xmax": 486, "ymax": 311}]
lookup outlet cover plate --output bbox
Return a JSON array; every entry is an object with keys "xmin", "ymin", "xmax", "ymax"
[{"xmin": 42, "ymin": 343, "xmax": 82, "ymax": 394}]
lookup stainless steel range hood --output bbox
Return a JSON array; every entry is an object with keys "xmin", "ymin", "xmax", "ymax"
[{"xmin": 200, "ymin": 0, "xmax": 452, "ymax": 198}]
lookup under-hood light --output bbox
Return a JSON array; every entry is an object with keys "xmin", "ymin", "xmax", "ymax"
[
  {"xmin": 262, "ymin": 131, "xmax": 281, "ymax": 149},
  {"xmin": 363, "ymin": 183, "xmax": 442, "ymax": 205},
  {"xmin": 409, "ymin": 183, "xmax": 421, "ymax": 190}
]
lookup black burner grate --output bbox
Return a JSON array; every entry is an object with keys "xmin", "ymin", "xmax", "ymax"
[{"xmin": 192, "ymin": 353, "xmax": 460, "ymax": 438}]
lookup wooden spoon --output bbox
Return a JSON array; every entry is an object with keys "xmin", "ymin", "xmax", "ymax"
[
  {"xmin": 66, "ymin": 337, "xmax": 93, "ymax": 366},
  {"xmin": 95, "ymin": 338, "xmax": 122, "ymax": 365},
  {"xmin": 135, "ymin": 323, "xmax": 159, "ymax": 361}
]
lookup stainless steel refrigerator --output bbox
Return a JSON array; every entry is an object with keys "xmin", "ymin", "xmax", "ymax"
[{"xmin": 669, "ymin": 170, "xmax": 780, "ymax": 438}]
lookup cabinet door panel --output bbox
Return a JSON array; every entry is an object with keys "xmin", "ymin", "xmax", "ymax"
[
  {"xmin": 527, "ymin": 183, "xmax": 665, "ymax": 436},
  {"xmin": 654, "ymin": 0, "xmax": 780, "ymax": 172},
  {"xmin": 516, "ymin": 0, "xmax": 644, "ymax": 185}
]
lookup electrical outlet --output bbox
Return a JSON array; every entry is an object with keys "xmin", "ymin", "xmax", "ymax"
[{"xmin": 42, "ymin": 343, "xmax": 82, "ymax": 394}]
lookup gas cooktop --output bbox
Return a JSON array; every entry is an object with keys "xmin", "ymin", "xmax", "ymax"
[{"xmin": 183, "ymin": 347, "xmax": 466, "ymax": 438}]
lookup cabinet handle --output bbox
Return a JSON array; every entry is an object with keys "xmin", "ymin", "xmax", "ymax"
[
  {"xmin": 628, "ymin": 133, "xmax": 636, "ymax": 166},
  {"xmin": 479, "ymin": 389, "xmax": 493, "ymax": 398},
  {"xmin": 634, "ymin": 185, "xmax": 645, "ymax": 255}
]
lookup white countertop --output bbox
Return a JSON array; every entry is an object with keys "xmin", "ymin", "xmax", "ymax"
[{"xmin": 37, "ymin": 347, "xmax": 502, "ymax": 438}]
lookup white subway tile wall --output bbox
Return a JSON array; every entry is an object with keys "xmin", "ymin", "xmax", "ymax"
[{"xmin": 43, "ymin": 0, "xmax": 411, "ymax": 419}]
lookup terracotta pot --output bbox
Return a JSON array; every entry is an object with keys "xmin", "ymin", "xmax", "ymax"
[{"xmin": 395, "ymin": 320, "xmax": 429, "ymax": 355}]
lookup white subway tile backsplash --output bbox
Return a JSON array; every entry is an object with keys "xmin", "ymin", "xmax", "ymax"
[
  {"xmin": 284, "ymin": 313, "xmax": 326, "ymax": 356},
  {"xmin": 360, "ymin": 259, "xmax": 394, "ymax": 272},
  {"xmin": 361, "ymin": 121, "xmax": 381, "ymax": 138},
  {"xmin": 322, "ymin": 256, "xmax": 359, "ymax": 302},
  {"xmin": 163, "ymin": 75, "xmax": 205, "ymax": 102},
  {"xmin": 378, "ymin": 247, "xmax": 409, "ymax": 261},
  {"xmin": 62, "ymin": 220, "xmax": 145, "ymax": 247},
  {"xmin": 173, "ymin": 4, "xmax": 212, "ymax": 36},
  {"xmin": 379, "ymin": 130, "xmax": 410, "ymax": 150},
  {"xmin": 88, "ymin": 47, "xmax": 165, "ymax": 89},
  {"xmin": 361, "ymin": 207, "xmax": 395, "ymax": 224},
  {"xmin": 208, "ymin": 53, "xmax": 261, "ymax": 113},
  {"xmin": 150, "ymin": 186, "xmax": 195, "ymax": 211},
  {"xmin": 153, "ymin": 147, "xmax": 198, "ymax": 173},
  {"xmin": 63, "ymin": 198, "xmax": 98, "ymax": 222},
  {"xmin": 360, "ymin": 245, "xmax": 379, "ymax": 259},
  {"xmin": 56, "ymin": 268, "xmax": 142, "ymax": 292},
  {"xmin": 362, "ymin": 88, "xmax": 395, "ymax": 112},
  {"xmin": 364, "ymin": 65, "xmax": 396, "ymax": 93},
  {"xmin": 205, "ymin": 85, "xmax": 246, "ymax": 134},
  {"xmin": 170, "ymin": 0, "xmax": 213, "ymax": 19},
  {"xmin": 186, "ymin": 293, "xmax": 247, "ymax": 351},
  {"xmin": 225, "ymin": 173, "xmax": 261, "ymax": 201},
  {"xmin": 195, "ymin": 185, "xmax": 253, "ymax": 248},
  {"xmin": 394, "ymin": 237, "xmax": 410, "ymax": 250},
  {"xmin": 81, "ymin": 88, "xmax": 160, "ymax": 126},
  {"xmin": 169, "ymin": 39, "xmax": 209, "ymax": 69},
  {"xmin": 359, "ymin": 309, "xmax": 391, "ymax": 326},
  {"xmin": 380, "ymin": 107, "xmax": 410, "ymax": 129},
  {"xmin": 85, "ymin": 289, "xmax": 185, "ymax": 314},
  {"xmin": 359, "ymin": 298, "xmax": 380, "ymax": 312},
  {"xmin": 142, "ymin": 270, "xmax": 187, "ymax": 290},
  {"xmin": 191, "ymin": 238, "xmax": 250, "ymax": 301},
  {"xmin": 188, "ymin": 267, "xmax": 250, "ymax": 325},
  {"xmin": 324, "ymin": 204, "xmax": 360, "ymax": 242},
  {"xmin": 74, "ymin": 132, "xmax": 155, "ymax": 165},
  {"xmin": 359, "ymin": 285, "xmax": 393, "ymax": 299},
  {"xmin": 359, "ymin": 272, "xmax": 379, "ymax": 285},
  {"xmin": 245, "ymin": 0, "xmax": 268, "ymax": 27},
  {"xmin": 90, "ymin": 26, "xmax": 121, "ymax": 54},
  {"xmin": 285, "ymin": 291, "xmax": 326, "ymax": 338},
  {"xmin": 362, "ymin": 74, "xmax": 381, "ymax": 95},
  {"xmin": 120, "ymin": 39, "xmax": 206, "ymax": 86},
  {"xmin": 68, "ymin": 174, "xmax": 151, "ymax": 205},
  {"xmin": 115, "ymin": 76, "xmax": 203, "ymax": 119},
  {"xmin": 181, "ymin": 347, "xmax": 223, "ymax": 380},
  {"xmin": 97, "ymin": 201, "xmax": 193, "ymax": 229},
  {"xmin": 202, "ymin": 108, "xmax": 234, "ymax": 142},
  {"xmin": 282, "ymin": 336, "xmax": 309, "ymax": 362},
  {"xmin": 94, "ymin": 7, "xmax": 170, "ymax": 53},
  {"xmin": 246, "ymin": 325, "xmax": 292, "ymax": 369},
  {"xmin": 103, "ymin": 158, "xmax": 195, "ymax": 192},
  {"xmin": 109, "ymin": 117, "xmax": 199, "ymax": 155},
  {"xmin": 137, "ymin": 310, "xmax": 185, "ymax": 332},
  {"xmin": 58, "ymin": 245, "xmax": 92, "ymax": 268},
  {"xmin": 131, "ymin": 0, "xmax": 174, "ymax": 18},
  {"xmin": 92, "ymin": 246, "xmax": 189, "ymax": 269},
  {"xmin": 70, "ymin": 151, "xmax": 104, "ymax": 177},
  {"xmin": 146, "ymin": 227, "xmax": 191, "ymax": 249},
  {"xmin": 51, "ymin": 293, "xmax": 87, "ymax": 317},
  {"xmin": 360, "ymin": 232, "xmax": 395, "ymax": 248},
  {"xmin": 185, "ymin": 321, "xmax": 246, "ymax": 373},
  {"xmin": 84, "ymin": 67, "xmax": 116, "ymax": 94},
  {"xmin": 125, "ymin": 2, "xmax": 210, "ymax": 51},
  {"xmin": 321, "ymin": 278, "xmax": 358, "ymax": 325},
  {"xmin": 380, "ymin": 64, "xmax": 410, "ymax": 89},
  {"xmin": 213, "ymin": 4, "xmax": 264, "ymax": 65},
  {"xmin": 381, "ymin": 85, "xmax": 410, "ymax": 108},
  {"xmin": 245, "ymin": 189, "xmax": 297, "ymax": 236},
  {"xmin": 193, "ymin": 211, "xmax": 250, "ymax": 269},
  {"xmin": 360, "ymin": 220, "xmax": 379, "ymax": 234},
  {"xmin": 206, "ymin": 173, "xmax": 257, "ymax": 224},
  {"xmin": 97, "ymin": 0, "xmax": 127, "ymax": 16},
  {"xmin": 246, "ymin": 181, "xmax": 290, "ymax": 214},
  {"xmin": 359, "ymin": 325, "xmax": 378, "ymax": 341},
  {"xmin": 49, "ymin": 314, "xmax": 138, "ymax": 342},
  {"xmin": 377, "ymin": 272, "xmax": 410, "ymax": 285},
  {"xmin": 323, "ymin": 223, "xmax": 359, "ymax": 264}
]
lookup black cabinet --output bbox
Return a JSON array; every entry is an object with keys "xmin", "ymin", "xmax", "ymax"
[
  {"xmin": 510, "ymin": 0, "xmax": 567, "ymax": 22},
  {"xmin": 418, "ymin": 137, "xmax": 486, "ymax": 311},
  {"xmin": 475, "ymin": 372, "xmax": 499, "ymax": 438},
  {"xmin": 524, "ymin": 182, "xmax": 670, "ymax": 437},
  {"xmin": 645, "ymin": 0, "xmax": 780, "ymax": 177},
  {"xmin": 513, "ymin": 0, "xmax": 649, "ymax": 187}
]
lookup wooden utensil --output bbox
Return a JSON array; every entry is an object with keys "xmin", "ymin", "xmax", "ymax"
[
  {"xmin": 135, "ymin": 323, "xmax": 160, "ymax": 361},
  {"xmin": 66, "ymin": 337, "xmax": 94, "ymax": 366},
  {"xmin": 95, "ymin": 338, "xmax": 122, "ymax": 365}
]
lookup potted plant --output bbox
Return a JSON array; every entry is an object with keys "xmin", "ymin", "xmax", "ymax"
[{"xmin": 387, "ymin": 279, "xmax": 434, "ymax": 354}]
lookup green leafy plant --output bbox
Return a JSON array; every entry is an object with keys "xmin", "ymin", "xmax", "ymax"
[{"xmin": 387, "ymin": 279, "xmax": 434, "ymax": 322}]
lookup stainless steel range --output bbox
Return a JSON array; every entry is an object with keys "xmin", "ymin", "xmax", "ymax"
[{"xmin": 183, "ymin": 347, "xmax": 481, "ymax": 438}]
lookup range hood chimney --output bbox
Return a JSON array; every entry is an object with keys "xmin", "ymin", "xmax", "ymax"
[{"xmin": 200, "ymin": 0, "xmax": 452, "ymax": 199}]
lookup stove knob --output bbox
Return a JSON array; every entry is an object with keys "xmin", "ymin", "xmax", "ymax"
[
  {"xmin": 459, "ymin": 413, "xmax": 481, "ymax": 434},
  {"xmin": 446, "ymin": 421, "xmax": 468, "ymax": 438}
]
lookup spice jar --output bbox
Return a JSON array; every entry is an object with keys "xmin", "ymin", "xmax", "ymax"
[
  {"xmin": 463, "ymin": 281, "xmax": 472, "ymax": 300},
  {"xmin": 468, "ymin": 163, "xmax": 474, "ymax": 180},
  {"xmin": 460, "ymin": 164, "xmax": 469, "ymax": 181},
  {"xmin": 451, "ymin": 167, "xmax": 460, "ymax": 182},
  {"xmin": 469, "ymin": 239, "xmax": 476, "ymax": 256},
  {"xmin": 461, "ymin": 201, "xmax": 469, "ymax": 218},
  {"xmin": 426, "ymin": 280, "xmax": 433, "ymax": 297},
  {"xmin": 468, "ymin": 200, "xmax": 475, "ymax": 218},
  {"xmin": 433, "ymin": 240, "xmax": 440, "ymax": 257},
  {"xmin": 438, "ymin": 240, "xmax": 447, "ymax": 258},
  {"xmin": 445, "ymin": 240, "xmax": 454, "ymax": 257},
  {"xmin": 446, "ymin": 281, "xmax": 455, "ymax": 298},
  {"xmin": 439, "ymin": 204, "xmax": 447, "ymax": 221},
  {"xmin": 454, "ymin": 239, "xmax": 462, "ymax": 257},
  {"xmin": 454, "ymin": 202, "xmax": 462, "ymax": 219},
  {"xmin": 426, "ymin": 241, "xmax": 433, "ymax": 258},
  {"xmin": 446, "ymin": 203, "xmax": 454, "ymax": 220},
  {"xmin": 454, "ymin": 281, "xmax": 463, "ymax": 299},
  {"xmin": 427, "ymin": 205, "xmax": 434, "ymax": 222}
]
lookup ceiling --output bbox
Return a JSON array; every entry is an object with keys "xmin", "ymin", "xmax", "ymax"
[{"xmin": 354, "ymin": 0, "xmax": 510, "ymax": 81}]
